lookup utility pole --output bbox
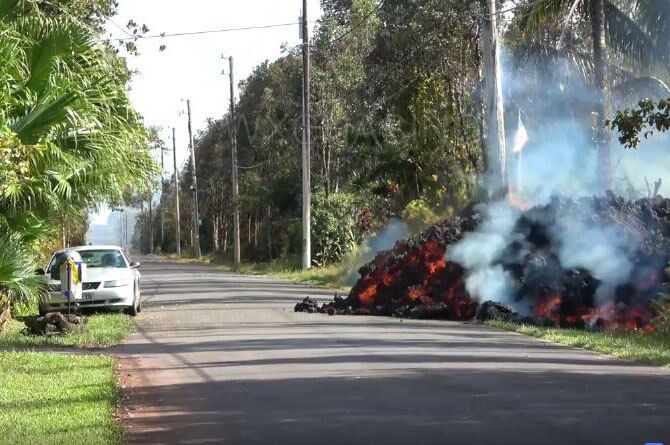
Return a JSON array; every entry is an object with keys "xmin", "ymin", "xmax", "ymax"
[
  {"xmin": 139, "ymin": 201, "xmax": 144, "ymax": 254},
  {"xmin": 149, "ymin": 198, "xmax": 154, "ymax": 254},
  {"xmin": 172, "ymin": 127, "xmax": 182, "ymax": 256},
  {"xmin": 482, "ymin": 0, "xmax": 507, "ymax": 200},
  {"xmin": 160, "ymin": 144, "xmax": 165, "ymax": 248},
  {"xmin": 301, "ymin": 0, "xmax": 312, "ymax": 269},
  {"xmin": 186, "ymin": 99, "xmax": 202, "ymax": 259},
  {"xmin": 228, "ymin": 56, "xmax": 241, "ymax": 267}
]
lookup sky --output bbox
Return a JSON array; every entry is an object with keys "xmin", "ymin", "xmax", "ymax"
[{"xmin": 90, "ymin": 0, "xmax": 322, "ymax": 236}]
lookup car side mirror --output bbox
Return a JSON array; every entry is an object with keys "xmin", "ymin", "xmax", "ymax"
[
  {"xmin": 130, "ymin": 261, "xmax": 141, "ymax": 269},
  {"xmin": 35, "ymin": 268, "xmax": 45, "ymax": 275}
]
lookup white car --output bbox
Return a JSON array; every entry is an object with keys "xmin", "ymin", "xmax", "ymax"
[{"xmin": 39, "ymin": 245, "xmax": 142, "ymax": 316}]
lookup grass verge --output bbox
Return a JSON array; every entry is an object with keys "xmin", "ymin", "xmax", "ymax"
[
  {"xmin": 487, "ymin": 321, "xmax": 670, "ymax": 368},
  {"xmin": 0, "ymin": 351, "xmax": 122, "ymax": 444},
  {"xmin": 0, "ymin": 313, "xmax": 135, "ymax": 349}
]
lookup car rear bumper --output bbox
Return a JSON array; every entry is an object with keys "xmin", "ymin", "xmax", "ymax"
[{"xmin": 41, "ymin": 287, "xmax": 134, "ymax": 312}]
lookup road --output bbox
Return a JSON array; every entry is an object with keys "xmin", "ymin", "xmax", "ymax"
[{"xmin": 114, "ymin": 257, "xmax": 670, "ymax": 445}]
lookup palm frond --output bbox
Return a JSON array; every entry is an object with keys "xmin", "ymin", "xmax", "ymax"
[{"xmin": 605, "ymin": 1, "xmax": 655, "ymax": 70}]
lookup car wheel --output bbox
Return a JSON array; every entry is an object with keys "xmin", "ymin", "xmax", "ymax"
[
  {"xmin": 124, "ymin": 284, "xmax": 139, "ymax": 317},
  {"xmin": 135, "ymin": 281, "xmax": 142, "ymax": 313}
]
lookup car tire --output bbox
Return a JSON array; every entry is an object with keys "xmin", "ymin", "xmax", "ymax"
[
  {"xmin": 136, "ymin": 281, "xmax": 142, "ymax": 313},
  {"xmin": 124, "ymin": 284, "xmax": 140, "ymax": 317}
]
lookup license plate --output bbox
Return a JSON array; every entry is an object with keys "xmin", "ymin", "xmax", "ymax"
[{"xmin": 83, "ymin": 292, "xmax": 94, "ymax": 300}]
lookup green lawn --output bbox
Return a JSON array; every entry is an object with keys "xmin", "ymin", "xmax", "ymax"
[
  {"xmin": 488, "ymin": 321, "xmax": 670, "ymax": 368},
  {"xmin": 0, "ymin": 308, "xmax": 135, "ymax": 349},
  {"xmin": 0, "ymin": 351, "xmax": 122, "ymax": 445}
]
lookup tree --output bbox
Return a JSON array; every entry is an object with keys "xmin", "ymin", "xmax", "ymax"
[
  {"xmin": 609, "ymin": 97, "xmax": 670, "ymax": 148},
  {"xmin": 518, "ymin": 0, "xmax": 670, "ymax": 188},
  {"xmin": 0, "ymin": 0, "xmax": 158, "ymax": 322}
]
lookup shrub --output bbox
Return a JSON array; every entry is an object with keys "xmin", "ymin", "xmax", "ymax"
[
  {"xmin": 652, "ymin": 295, "xmax": 670, "ymax": 333},
  {"xmin": 401, "ymin": 198, "xmax": 441, "ymax": 232},
  {"xmin": 311, "ymin": 192, "xmax": 363, "ymax": 266}
]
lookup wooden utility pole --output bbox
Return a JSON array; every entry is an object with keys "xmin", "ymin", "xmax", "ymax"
[
  {"xmin": 160, "ymin": 145, "xmax": 165, "ymax": 248},
  {"xmin": 482, "ymin": 0, "xmax": 507, "ymax": 199},
  {"xmin": 301, "ymin": 0, "xmax": 312, "ymax": 269},
  {"xmin": 172, "ymin": 127, "xmax": 182, "ymax": 256},
  {"xmin": 228, "ymin": 56, "xmax": 241, "ymax": 267},
  {"xmin": 186, "ymin": 99, "xmax": 202, "ymax": 259}
]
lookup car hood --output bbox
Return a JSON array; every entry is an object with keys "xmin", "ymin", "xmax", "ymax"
[{"xmin": 85, "ymin": 267, "xmax": 134, "ymax": 282}]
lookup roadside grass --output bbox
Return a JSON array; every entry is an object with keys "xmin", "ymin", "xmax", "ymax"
[
  {"xmin": 161, "ymin": 253, "xmax": 350, "ymax": 291},
  {"xmin": 487, "ymin": 321, "xmax": 670, "ymax": 368},
  {"xmin": 0, "ymin": 351, "xmax": 122, "ymax": 445},
  {"xmin": 0, "ymin": 303, "xmax": 135, "ymax": 349}
]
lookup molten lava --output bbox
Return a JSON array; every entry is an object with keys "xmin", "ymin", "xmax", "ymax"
[{"xmin": 305, "ymin": 195, "xmax": 665, "ymax": 332}]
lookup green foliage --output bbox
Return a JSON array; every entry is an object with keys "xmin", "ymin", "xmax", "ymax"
[
  {"xmin": 311, "ymin": 192, "xmax": 363, "ymax": 266},
  {"xmin": 401, "ymin": 198, "xmax": 441, "ymax": 232},
  {"xmin": 0, "ymin": 0, "xmax": 158, "ymax": 313},
  {"xmin": 652, "ymin": 295, "xmax": 670, "ymax": 334},
  {"xmin": 0, "ymin": 234, "xmax": 46, "ymax": 309},
  {"xmin": 609, "ymin": 98, "xmax": 670, "ymax": 148},
  {"xmin": 155, "ymin": 0, "xmax": 484, "ymax": 264}
]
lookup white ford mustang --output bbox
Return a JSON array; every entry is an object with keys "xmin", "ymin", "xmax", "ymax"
[{"xmin": 39, "ymin": 245, "xmax": 142, "ymax": 316}]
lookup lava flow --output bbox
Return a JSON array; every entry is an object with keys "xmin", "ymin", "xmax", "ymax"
[{"xmin": 298, "ymin": 194, "xmax": 669, "ymax": 332}]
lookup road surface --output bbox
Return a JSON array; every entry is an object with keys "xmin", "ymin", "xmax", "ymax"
[{"xmin": 114, "ymin": 257, "xmax": 670, "ymax": 445}]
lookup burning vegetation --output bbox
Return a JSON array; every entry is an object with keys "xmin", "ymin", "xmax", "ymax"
[{"xmin": 297, "ymin": 193, "xmax": 670, "ymax": 332}]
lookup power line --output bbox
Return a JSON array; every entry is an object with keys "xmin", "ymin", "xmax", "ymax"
[
  {"xmin": 109, "ymin": 18, "xmax": 135, "ymax": 38},
  {"xmin": 325, "ymin": 0, "xmax": 384, "ymax": 47},
  {"xmin": 113, "ymin": 21, "xmax": 315, "ymax": 41}
]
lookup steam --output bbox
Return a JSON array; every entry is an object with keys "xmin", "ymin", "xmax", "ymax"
[
  {"xmin": 552, "ymin": 211, "xmax": 638, "ymax": 301},
  {"xmin": 345, "ymin": 219, "xmax": 410, "ymax": 285},
  {"xmin": 444, "ymin": 51, "xmax": 669, "ymax": 307},
  {"xmin": 448, "ymin": 203, "xmax": 519, "ymax": 303}
]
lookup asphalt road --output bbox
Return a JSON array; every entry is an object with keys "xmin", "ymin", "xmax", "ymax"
[{"xmin": 114, "ymin": 257, "xmax": 670, "ymax": 445}]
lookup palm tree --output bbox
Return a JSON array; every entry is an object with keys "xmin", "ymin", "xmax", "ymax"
[
  {"xmin": 0, "ymin": 0, "xmax": 158, "ymax": 321},
  {"xmin": 518, "ymin": 0, "xmax": 670, "ymax": 189}
]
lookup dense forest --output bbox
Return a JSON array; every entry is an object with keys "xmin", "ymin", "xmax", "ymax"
[{"xmin": 145, "ymin": 0, "xmax": 669, "ymax": 267}]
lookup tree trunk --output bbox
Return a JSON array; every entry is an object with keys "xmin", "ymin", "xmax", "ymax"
[
  {"xmin": 266, "ymin": 206, "xmax": 273, "ymax": 258},
  {"xmin": 481, "ymin": 0, "xmax": 507, "ymax": 200},
  {"xmin": 0, "ymin": 296, "xmax": 10, "ymax": 333},
  {"xmin": 591, "ymin": 0, "xmax": 610, "ymax": 191},
  {"xmin": 213, "ymin": 217, "xmax": 220, "ymax": 251},
  {"xmin": 254, "ymin": 209, "xmax": 259, "ymax": 249},
  {"xmin": 223, "ymin": 222, "xmax": 228, "ymax": 253},
  {"xmin": 248, "ymin": 215, "xmax": 252, "ymax": 245}
]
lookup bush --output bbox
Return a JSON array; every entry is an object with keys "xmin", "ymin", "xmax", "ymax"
[
  {"xmin": 401, "ymin": 198, "xmax": 442, "ymax": 232},
  {"xmin": 311, "ymin": 192, "xmax": 363, "ymax": 266},
  {"xmin": 652, "ymin": 295, "xmax": 670, "ymax": 333}
]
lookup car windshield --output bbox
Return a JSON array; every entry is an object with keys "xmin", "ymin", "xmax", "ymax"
[
  {"xmin": 48, "ymin": 249, "xmax": 127, "ymax": 273},
  {"xmin": 79, "ymin": 250, "xmax": 127, "ymax": 268}
]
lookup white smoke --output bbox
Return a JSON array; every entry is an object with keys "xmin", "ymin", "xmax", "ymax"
[
  {"xmin": 552, "ymin": 211, "xmax": 639, "ymax": 301},
  {"xmin": 442, "ymin": 51, "xmax": 668, "ymax": 307},
  {"xmin": 448, "ymin": 203, "xmax": 520, "ymax": 303},
  {"xmin": 345, "ymin": 219, "xmax": 410, "ymax": 285}
]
